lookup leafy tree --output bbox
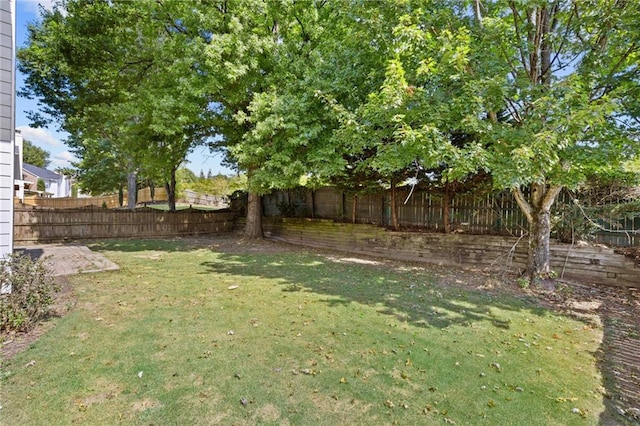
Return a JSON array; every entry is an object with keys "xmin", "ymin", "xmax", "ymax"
[
  {"xmin": 22, "ymin": 140, "xmax": 50, "ymax": 168},
  {"xmin": 70, "ymin": 135, "xmax": 127, "ymax": 196},
  {"xmin": 18, "ymin": 0, "xmax": 214, "ymax": 210},
  {"xmin": 19, "ymin": 0, "xmax": 638, "ymax": 274},
  {"xmin": 176, "ymin": 167, "xmax": 197, "ymax": 185},
  {"xmin": 226, "ymin": 1, "xmax": 399, "ymax": 235},
  {"xmin": 196, "ymin": 0, "xmax": 299, "ymax": 237},
  {"xmin": 327, "ymin": 1, "xmax": 640, "ymax": 282},
  {"xmin": 54, "ymin": 166, "xmax": 75, "ymax": 177}
]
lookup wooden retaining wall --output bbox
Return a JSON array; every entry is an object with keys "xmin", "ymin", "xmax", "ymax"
[
  {"xmin": 263, "ymin": 218, "xmax": 639, "ymax": 288},
  {"xmin": 14, "ymin": 207, "xmax": 237, "ymax": 243}
]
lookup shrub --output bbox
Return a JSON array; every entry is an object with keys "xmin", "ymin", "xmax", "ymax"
[{"xmin": 0, "ymin": 254, "xmax": 58, "ymax": 332}]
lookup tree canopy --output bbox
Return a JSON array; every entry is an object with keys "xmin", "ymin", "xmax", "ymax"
[
  {"xmin": 22, "ymin": 139, "xmax": 50, "ymax": 169},
  {"xmin": 18, "ymin": 0, "xmax": 216, "ymax": 209},
  {"xmin": 18, "ymin": 0, "xmax": 640, "ymax": 279}
]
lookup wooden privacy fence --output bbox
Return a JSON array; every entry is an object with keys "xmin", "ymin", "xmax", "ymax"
[
  {"xmin": 262, "ymin": 218, "xmax": 640, "ymax": 288},
  {"xmin": 263, "ymin": 186, "xmax": 640, "ymax": 247},
  {"xmin": 13, "ymin": 206, "xmax": 237, "ymax": 243},
  {"xmin": 18, "ymin": 187, "xmax": 168, "ymax": 209},
  {"xmin": 182, "ymin": 189, "xmax": 228, "ymax": 208}
]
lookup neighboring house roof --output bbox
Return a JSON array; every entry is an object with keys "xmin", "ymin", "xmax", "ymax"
[{"xmin": 23, "ymin": 163, "xmax": 61, "ymax": 181}]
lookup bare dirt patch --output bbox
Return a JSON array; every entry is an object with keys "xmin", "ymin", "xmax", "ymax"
[
  {"xmin": 253, "ymin": 403, "xmax": 281, "ymax": 423},
  {"xmin": 132, "ymin": 398, "xmax": 163, "ymax": 411}
]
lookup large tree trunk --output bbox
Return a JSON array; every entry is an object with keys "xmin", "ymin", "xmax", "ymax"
[
  {"xmin": 245, "ymin": 192, "xmax": 264, "ymax": 239},
  {"xmin": 165, "ymin": 167, "xmax": 177, "ymax": 211},
  {"xmin": 512, "ymin": 183, "xmax": 562, "ymax": 283},
  {"xmin": 528, "ymin": 205, "xmax": 552, "ymax": 279},
  {"xmin": 127, "ymin": 170, "xmax": 137, "ymax": 210}
]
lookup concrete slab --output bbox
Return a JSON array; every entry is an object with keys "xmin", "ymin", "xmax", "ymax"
[{"xmin": 14, "ymin": 244, "xmax": 120, "ymax": 276}]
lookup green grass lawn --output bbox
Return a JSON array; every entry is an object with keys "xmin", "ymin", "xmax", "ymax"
[{"xmin": 0, "ymin": 238, "xmax": 605, "ymax": 425}]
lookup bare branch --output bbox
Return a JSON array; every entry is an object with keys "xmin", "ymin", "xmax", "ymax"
[
  {"xmin": 508, "ymin": 1, "xmax": 530, "ymax": 78},
  {"xmin": 503, "ymin": 96, "xmax": 523, "ymax": 124},
  {"xmin": 473, "ymin": 0, "xmax": 483, "ymax": 27}
]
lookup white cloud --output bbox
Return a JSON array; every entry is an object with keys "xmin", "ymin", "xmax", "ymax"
[
  {"xmin": 21, "ymin": 0, "xmax": 58, "ymax": 15},
  {"xmin": 16, "ymin": 126, "xmax": 61, "ymax": 147},
  {"xmin": 51, "ymin": 151, "xmax": 77, "ymax": 169}
]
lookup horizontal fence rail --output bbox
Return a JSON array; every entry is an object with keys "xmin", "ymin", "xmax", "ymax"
[{"xmin": 14, "ymin": 206, "xmax": 237, "ymax": 243}]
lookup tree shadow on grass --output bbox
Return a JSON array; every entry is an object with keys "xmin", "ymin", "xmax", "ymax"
[
  {"xmin": 198, "ymin": 245, "xmax": 640, "ymax": 424},
  {"xmin": 91, "ymin": 236, "xmax": 640, "ymax": 422},
  {"xmin": 92, "ymin": 236, "xmax": 637, "ymax": 423},
  {"xmin": 198, "ymin": 248, "xmax": 553, "ymax": 333}
]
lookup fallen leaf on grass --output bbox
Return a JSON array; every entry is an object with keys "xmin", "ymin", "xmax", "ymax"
[
  {"xmin": 384, "ymin": 400, "xmax": 395, "ymax": 408},
  {"xmin": 556, "ymin": 397, "xmax": 578, "ymax": 403},
  {"xmin": 571, "ymin": 407, "xmax": 586, "ymax": 417}
]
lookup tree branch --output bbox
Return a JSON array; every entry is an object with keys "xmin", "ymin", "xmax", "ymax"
[
  {"xmin": 512, "ymin": 186, "xmax": 533, "ymax": 224},
  {"xmin": 473, "ymin": 0, "xmax": 483, "ymax": 27},
  {"xmin": 541, "ymin": 184, "xmax": 563, "ymax": 211},
  {"xmin": 509, "ymin": 1, "xmax": 530, "ymax": 78}
]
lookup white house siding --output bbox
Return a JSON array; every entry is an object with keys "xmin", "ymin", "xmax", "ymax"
[
  {"xmin": 0, "ymin": 0, "xmax": 15, "ymax": 259},
  {"xmin": 23, "ymin": 163, "xmax": 72, "ymax": 198}
]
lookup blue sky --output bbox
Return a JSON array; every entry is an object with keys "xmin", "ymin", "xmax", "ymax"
[{"xmin": 14, "ymin": 0, "xmax": 233, "ymax": 175}]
